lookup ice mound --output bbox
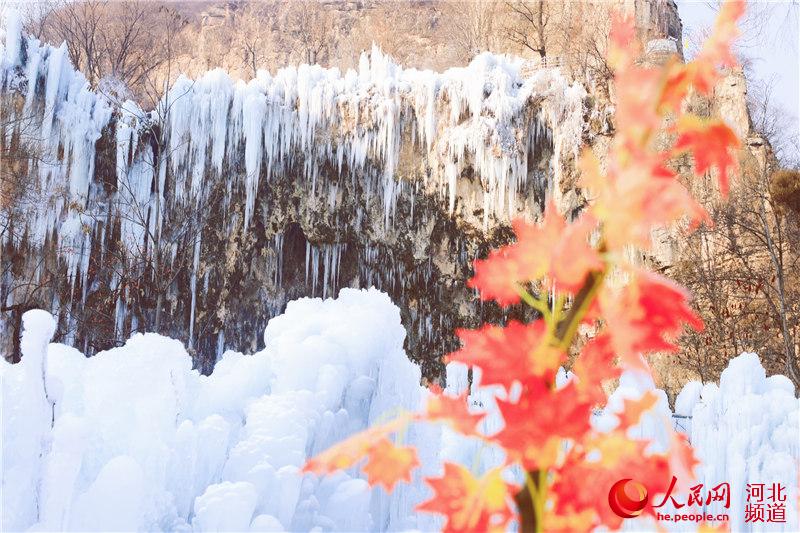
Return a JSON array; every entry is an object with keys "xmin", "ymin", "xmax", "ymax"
[
  {"xmin": 683, "ymin": 353, "xmax": 799, "ymax": 531},
  {"xmin": 1, "ymin": 288, "xmax": 440, "ymax": 532}
]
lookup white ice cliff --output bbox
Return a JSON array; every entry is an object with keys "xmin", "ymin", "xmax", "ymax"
[{"xmin": 0, "ymin": 12, "xmax": 584, "ymax": 365}]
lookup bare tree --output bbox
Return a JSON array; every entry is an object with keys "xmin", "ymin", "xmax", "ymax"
[
  {"xmin": 340, "ymin": 1, "xmax": 428, "ymax": 68},
  {"xmin": 747, "ymin": 75, "xmax": 800, "ymax": 169},
  {"xmin": 0, "ymin": 91, "xmax": 72, "ymax": 360},
  {"xmin": 118, "ymin": 6, "xmax": 196, "ymax": 335},
  {"xmin": 733, "ymin": 160, "xmax": 800, "ymax": 385},
  {"xmin": 504, "ymin": 0, "xmax": 559, "ymax": 59},
  {"xmin": 280, "ymin": 0, "xmax": 334, "ymax": 66},
  {"xmin": 673, "ymin": 150, "xmax": 800, "ymax": 388},
  {"xmin": 704, "ymin": 1, "xmax": 798, "ymax": 52},
  {"xmin": 557, "ymin": 2, "xmax": 614, "ymax": 83},
  {"xmin": 20, "ymin": 0, "xmax": 64, "ymax": 40},
  {"xmin": 672, "ymin": 220, "xmax": 776, "ymax": 383},
  {"xmin": 34, "ymin": 0, "xmax": 188, "ymax": 101},
  {"xmin": 234, "ymin": 3, "xmax": 272, "ymax": 78},
  {"xmin": 441, "ymin": 0, "xmax": 502, "ymax": 61}
]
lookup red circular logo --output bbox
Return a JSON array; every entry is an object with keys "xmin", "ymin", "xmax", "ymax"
[{"xmin": 608, "ymin": 479, "xmax": 649, "ymax": 518}]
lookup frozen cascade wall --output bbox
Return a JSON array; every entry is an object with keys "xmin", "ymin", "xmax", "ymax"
[
  {"xmin": 0, "ymin": 14, "xmax": 585, "ymax": 374},
  {"xmin": 1, "ymin": 288, "xmax": 443, "ymax": 532}
]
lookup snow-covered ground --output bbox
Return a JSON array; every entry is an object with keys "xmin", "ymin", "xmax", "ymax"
[{"xmin": 2, "ymin": 288, "xmax": 798, "ymax": 531}]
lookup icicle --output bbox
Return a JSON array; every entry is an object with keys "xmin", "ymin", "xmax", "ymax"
[
  {"xmin": 216, "ymin": 330, "xmax": 225, "ymax": 362},
  {"xmin": 243, "ymin": 91, "xmax": 267, "ymax": 229},
  {"xmin": 2, "ymin": 10, "xmax": 23, "ymax": 67},
  {"xmin": 305, "ymin": 241, "xmax": 311, "ymax": 285},
  {"xmin": 274, "ymin": 233, "xmax": 284, "ymax": 289},
  {"xmin": 188, "ymin": 236, "xmax": 202, "ymax": 350}
]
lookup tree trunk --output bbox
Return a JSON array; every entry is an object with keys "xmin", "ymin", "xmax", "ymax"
[
  {"xmin": 537, "ymin": 0, "xmax": 546, "ymax": 59},
  {"xmin": 154, "ymin": 292, "xmax": 163, "ymax": 333},
  {"xmin": 758, "ymin": 191, "xmax": 800, "ymax": 387}
]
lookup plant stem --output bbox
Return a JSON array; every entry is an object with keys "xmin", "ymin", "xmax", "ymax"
[
  {"xmin": 515, "ymin": 258, "xmax": 608, "ymax": 532},
  {"xmin": 518, "ymin": 286, "xmax": 552, "ymax": 326},
  {"xmin": 555, "ymin": 269, "xmax": 607, "ymax": 350}
]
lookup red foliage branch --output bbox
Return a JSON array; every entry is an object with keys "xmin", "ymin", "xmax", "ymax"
[{"xmin": 304, "ymin": 2, "xmax": 745, "ymax": 531}]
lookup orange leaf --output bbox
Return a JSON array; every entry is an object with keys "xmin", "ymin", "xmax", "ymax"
[
  {"xmin": 362, "ymin": 438, "xmax": 420, "ymax": 492},
  {"xmin": 691, "ymin": 0, "xmax": 745, "ymax": 94},
  {"xmin": 580, "ymin": 149, "xmax": 708, "ymax": 251},
  {"xmin": 549, "ymin": 212, "xmax": 604, "ymax": 293},
  {"xmin": 469, "ymin": 201, "xmax": 602, "ymax": 304},
  {"xmin": 614, "ymin": 67, "xmax": 667, "ymax": 145},
  {"xmin": 468, "ymin": 245, "xmax": 525, "ymax": 306},
  {"xmin": 660, "ymin": 61, "xmax": 694, "ymax": 114},
  {"xmin": 416, "ymin": 463, "xmax": 513, "ymax": 533},
  {"xmin": 447, "ymin": 320, "xmax": 563, "ymax": 388},
  {"xmin": 572, "ymin": 334, "xmax": 621, "ymax": 403},
  {"xmin": 616, "ymin": 391, "xmax": 660, "ymax": 431},
  {"xmin": 304, "ymin": 416, "xmax": 409, "ymax": 475},
  {"xmin": 600, "ymin": 269, "xmax": 703, "ymax": 370},
  {"xmin": 543, "ymin": 508, "xmax": 597, "ymax": 533},
  {"xmin": 608, "ymin": 14, "xmax": 637, "ymax": 71},
  {"xmin": 494, "ymin": 380, "xmax": 594, "ymax": 470},
  {"xmin": 424, "ymin": 390, "xmax": 487, "ymax": 437},
  {"xmin": 675, "ymin": 116, "xmax": 740, "ymax": 196}
]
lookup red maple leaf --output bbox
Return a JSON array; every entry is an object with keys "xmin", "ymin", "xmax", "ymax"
[
  {"xmin": 572, "ymin": 334, "xmax": 621, "ymax": 404},
  {"xmin": 494, "ymin": 379, "xmax": 594, "ymax": 470},
  {"xmin": 549, "ymin": 212, "xmax": 603, "ymax": 293},
  {"xmin": 580, "ymin": 150, "xmax": 708, "ymax": 251},
  {"xmin": 467, "ymin": 245, "xmax": 524, "ymax": 306},
  {"xmin": 416, "ymin": 463, "xmax": 513, "ymax": 533},
  {"xmin": 551, "ymin": 433, "xmax": 674, "ymax": 529},
  {"xmin": 675, "ymin": 116, "xmax": 740, "ymax": 196},
  {"xmin": 469, "ymin": 201, "xmax": 602, "ymax": 305},
  {"xmin": 362, "ymin": 438, "xmax": 420, "ymax": 492},
  {"xmin": 601, "ymin": 269, "xmax": 704, "ymax": 370},
  {"xmin": 424, "ymin": 390, "xmax": 487, "ymax": 437},
  {"xmin": 447, "ymin": 320, "xmax": 563, "ymax": 388}
]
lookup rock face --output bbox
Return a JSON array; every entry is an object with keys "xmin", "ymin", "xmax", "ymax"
[
  {"xmin": 0, "ymin": 20, "xmax": 585, "ymax": 376},
  {"xmin": 713, "ymin": 68, "xmax": 751, "ymax": 140},
  {"xmin": 633, "ymin": 0, "xmax": 683, "ymax": 51}
]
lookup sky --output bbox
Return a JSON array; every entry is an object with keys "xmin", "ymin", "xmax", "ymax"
[{"xmin": 677, "ymin": 0, "xmax": 800, "ymax": 163}]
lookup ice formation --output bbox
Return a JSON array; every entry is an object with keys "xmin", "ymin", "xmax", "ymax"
[
  {"xmin": 0, "ymin": 14, "xmax": 584, "ymax": 282},
  {"xmin": 2, "ymin": 285, "xmax": 799, "ymax": 531},
  {"xmin": 681, "ymin": 354, "xmax": 800, "ymax": 532},
  {"xmin": 1, "ymin": 288, "xmax": 441, "ymax": 532}
]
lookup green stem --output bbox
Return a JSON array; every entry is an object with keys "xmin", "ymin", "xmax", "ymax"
[
  {"xmin": 517, "ymin": 286, "xmax": 552, "ymax": 325},
  {"xmin": 555, "ymin": 269, "xmax": 607, "ymax": 349},
  {"xmin": 535, "ymin": 469, "xmax": 547, "ymax": 533},
  {"xmin": 515, "ymin": 256, "xmax": 609, "ymax": 532}
]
